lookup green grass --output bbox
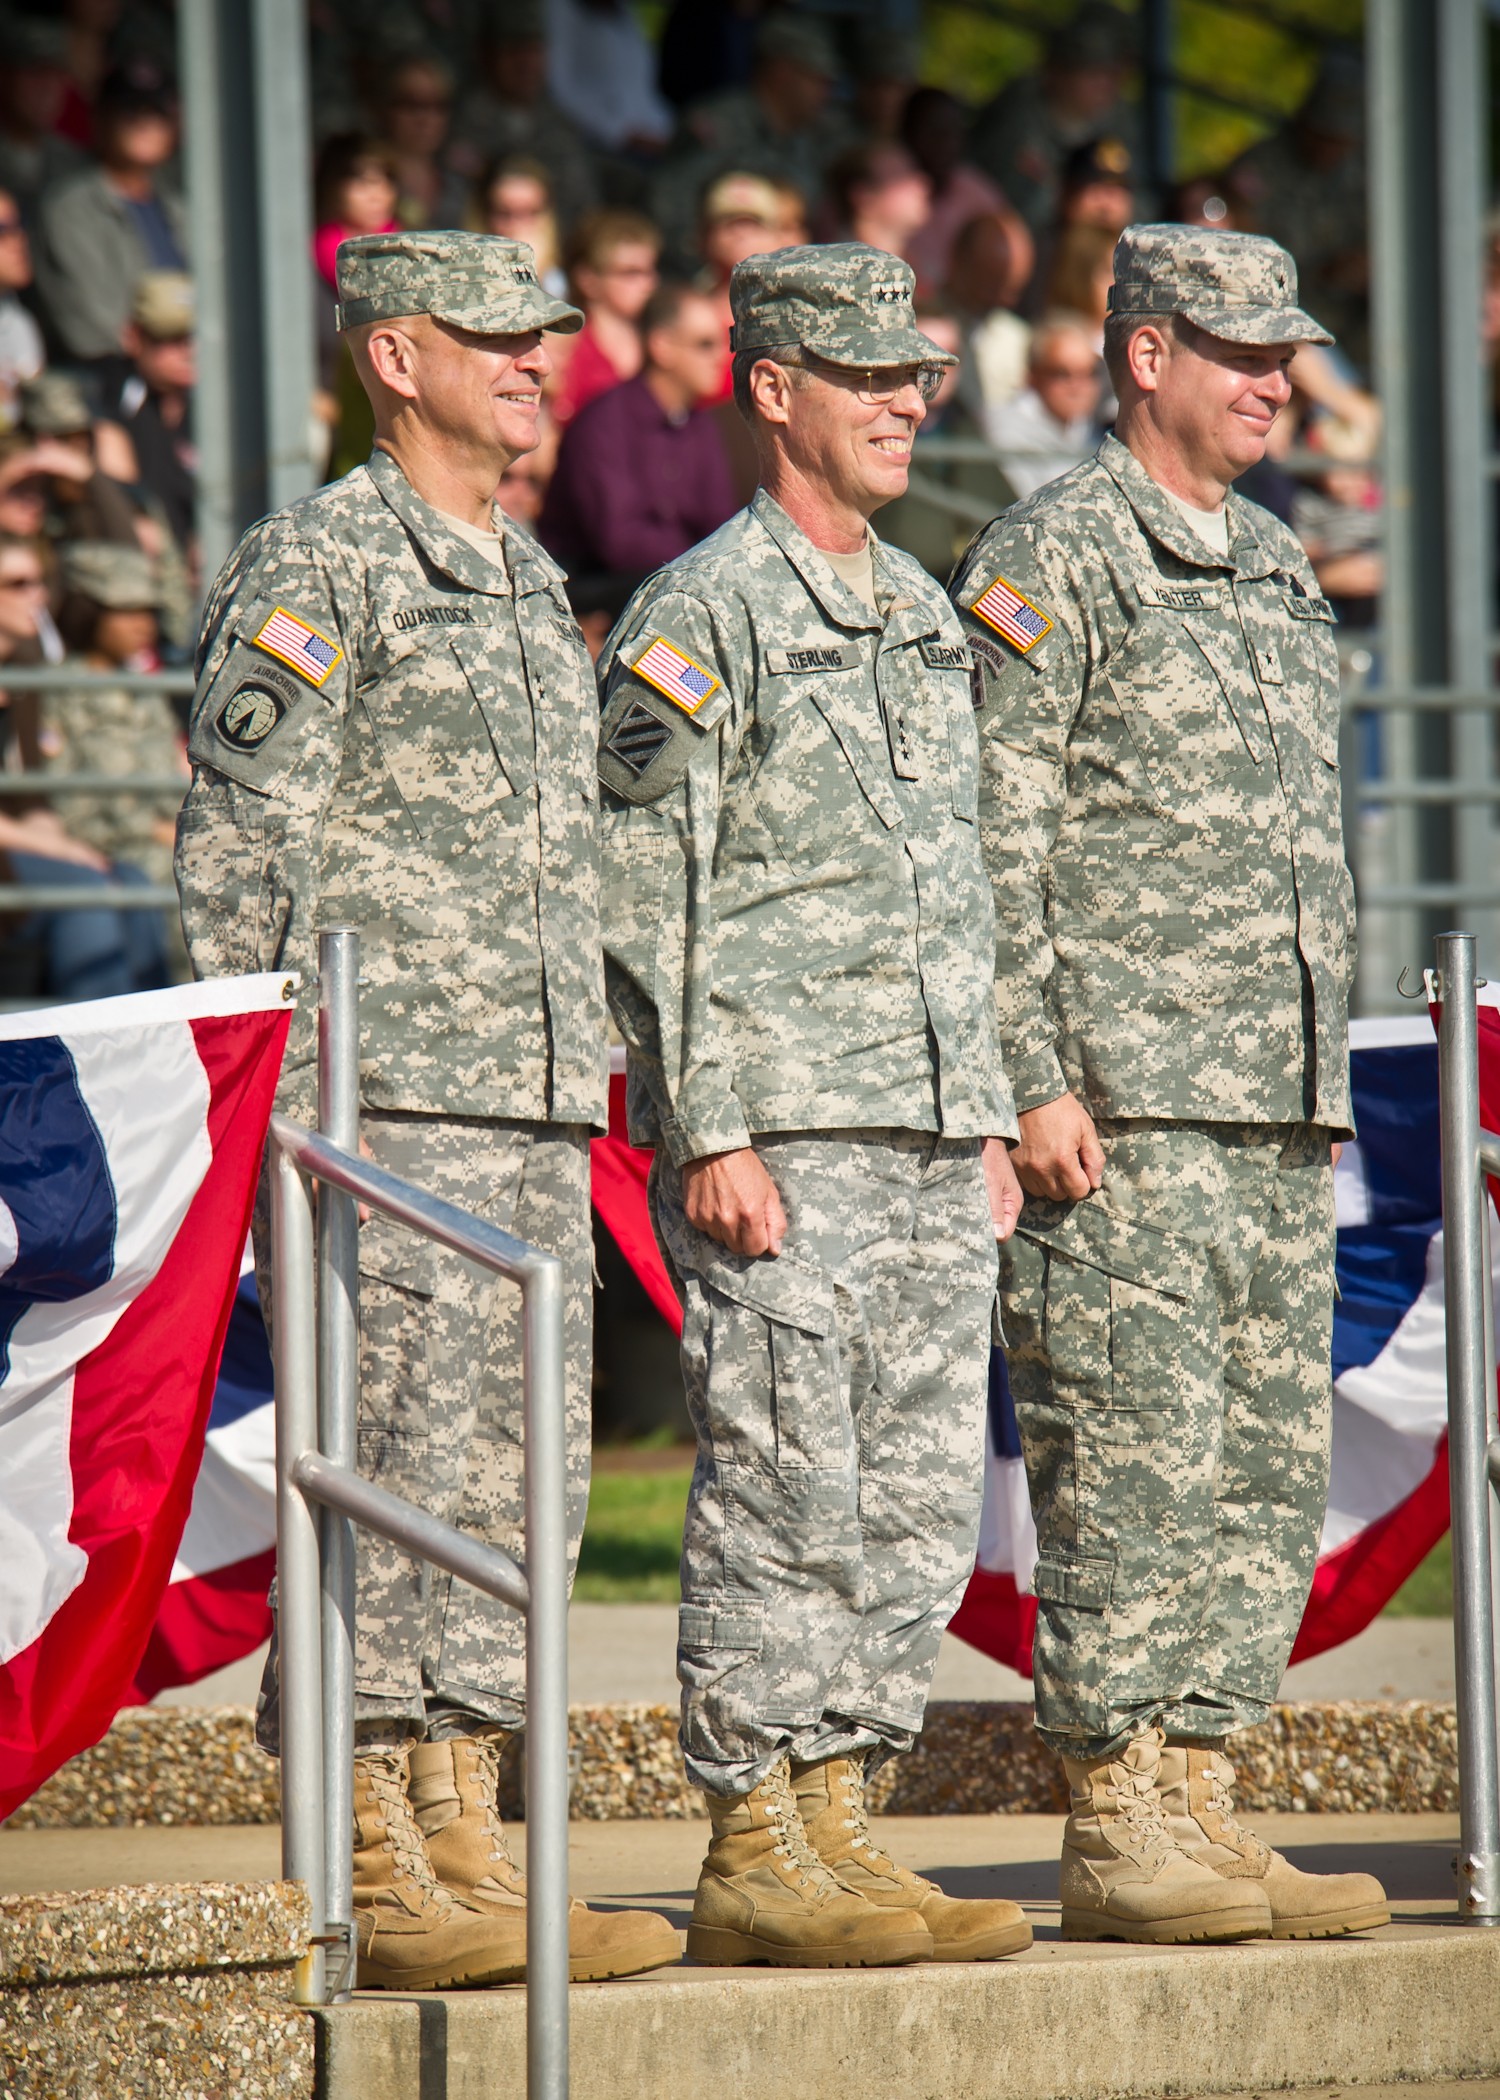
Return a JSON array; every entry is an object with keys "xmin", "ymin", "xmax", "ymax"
[
  {"xmin": 575, "ymin": 1466, "xmax": 691, "ymax": 1603},
  {"xmin": 1382, "ymin": 1532, "xmax": 1453, "ymax": 1618},
  {"xmin": 576, "ymin": 1465, "xmax": 1458, "ymax": 1617}
]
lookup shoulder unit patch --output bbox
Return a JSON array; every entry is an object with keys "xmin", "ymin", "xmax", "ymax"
[
  {"xmin": 631, "ymin": 634, "xmax": 720, "ymax": 714},
  {"xmin": 970, "ymin": 573, "xmax": 1053, "ymax": 654},
  {"xmin": 252, "ymin": 605, "xmax": 345, "ymax": 687}
]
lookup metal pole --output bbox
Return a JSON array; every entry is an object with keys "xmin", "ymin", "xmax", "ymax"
[
  {"xmin": 1361, "ymin": 0, "xmax": 1420, "ymax": 1007},
  {"xmin": 1436, "ymin": 930, "xmax": 1500, "ymax": 1921},
  {"xmin": 1139, "ymin": 0, "xmax": 1174, "ymax": 214},
  {"xmin": 249, "ymin": 0, "xmax": 318, "ymax": 512},
  {"xmin": 177, "ymin": 0, "xmax": 237, "ymax": 585},
  {"xmin": 317, "ymin": 929, "xmax": 361, "ymax": 2001},
  {"xmin": 271, "ymin": 1142, "xmax": 328, "ymax": 2003},
  {"xmin": 1437, "ymin": 0, "xmax": 1496, "ymax": 980},
  {"xmin": 523, "ymin": 1257, "xmax": 571, "ymax": 2100}
]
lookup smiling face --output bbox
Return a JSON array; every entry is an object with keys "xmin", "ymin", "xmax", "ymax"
[
  {"xmin": 753, "ymin": 353, "xmax": 927, "ymax": 523},
  {"xmin": 1129, "ymin": 319, "xmax": 1294, "ymax": 486}
]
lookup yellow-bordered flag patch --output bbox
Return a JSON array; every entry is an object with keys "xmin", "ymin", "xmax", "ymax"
[
  {"xmin": 971, "ymin": 574, "xmax": 1053, "ymax": 654},
  {"xmin": 252, "ymin": 606, "xmax": 344, "ymax": 687},
  {"xmin": 632, "ymin": 635, "xmax": 720, "ymax": 714}
]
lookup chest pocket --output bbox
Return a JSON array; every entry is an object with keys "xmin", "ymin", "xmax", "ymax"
[
  {"xmin": 881, "ymin": 638, "xmax": 979, "ymax": 822},
  {"xmin": 749, "ymin": 672, "xmax": 900, "ymax": 874},
  {"xmin": 1105, "ymin": 616, "xmax": 1265, "ymax": 814},
  {"xmin": 358, "ymin": 620, "xmax": 532, "ymax": 842}
]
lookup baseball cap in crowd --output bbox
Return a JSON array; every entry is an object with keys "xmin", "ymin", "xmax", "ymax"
[
  {"xmin": 59, "ymin": 541, "xmax": 165, "ymax": 609},
  {"xmin": 702, "ymin": 173, "xmax": 781, "ymax": 231},
  {"xmin": 18, "ymin": 371, "xmax": 92, "ymax": 439},
  {"xmin": 755, "ymin": 14, "xmax": 839, "ymax": 77},
  {"xmin": 730, "ymin": 243, "xmax": 957, "ymax": 369},
  {"xmin": 1108, "ymin": 223, "xmax": 1334, "ymax": 347},
  {"xmin": 335, "ymin": 229, "xmax": 582, "ymax": 334},
  {"xmin": 132, "ymin": 270, "xmax": 195, "ymax": 338}
]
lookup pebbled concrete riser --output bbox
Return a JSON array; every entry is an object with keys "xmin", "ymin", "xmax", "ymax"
[
  {"xmin": 7, "ymin": 1699, "xmax": 1459, "ymax": 1829},
  {"xmin": 314, "ymin": 1932, "xmax": 1500, "ymax": 2100}
]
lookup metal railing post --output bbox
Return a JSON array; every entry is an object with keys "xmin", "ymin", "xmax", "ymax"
[
  {"xmin": 523, "ymin": 1257, "xmax": 570, "ymax": 2100},
  {"xmin": 1436, "ymin": 929, "xmax": 1500, "ymax": 1921},
  {"xmin": 317, "ymin": 929, "xmax": 361, "ymax": 1998},
  {"xmin": 271, "ymin": 1143, "xmax": 327, "ymax": 2002}
]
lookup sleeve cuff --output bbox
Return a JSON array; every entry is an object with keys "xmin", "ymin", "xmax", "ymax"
[
  {"xmin": 659, "ymin": 1098, "xmax": 753, "ymax": 1169},
  {"xmin": 1006, "ymin": 1043, "xmax": 1070, "ymax": 1116}
]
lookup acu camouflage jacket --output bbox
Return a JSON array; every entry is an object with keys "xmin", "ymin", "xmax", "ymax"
[
  {"xmin": 949, "ymin": 434, "xmax": 1355, "ymax": 1134},
  {"xmin": 596, "ymin": 488, "xmax": 1015, "ymax": 1167},
  {"xmin": 174, "ymin": 447, "xmax": 607, "ymax": 1128}
]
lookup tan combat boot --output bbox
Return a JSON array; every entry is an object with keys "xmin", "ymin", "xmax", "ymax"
[
  {"xmin": 793, "ymin": 1753, "xmax": 1032, "ymax": 1960},
  {"xmin": 688, "ymin": 1753, "xmax": 934, "ymax": 1968},
  {"xmin": 408, "ymin": 1736, "xmax": 681, "ymax": 1981},
  {"xmin": 1059, "ymin": 1728, "xmax": 1273, "ymax": 1944},
  {"xmin": 1158, "ymin": 1741, "xmax": 1390, "ymax": 1939},
  {"xmin": 353, "ymin": 1747, "xmax": 529, "ymax": 1988}
]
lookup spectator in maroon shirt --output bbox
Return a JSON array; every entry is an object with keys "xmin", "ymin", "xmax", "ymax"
[{"xmin": 539, "ymin": 281, "xmax": 736, "ymax": 588}]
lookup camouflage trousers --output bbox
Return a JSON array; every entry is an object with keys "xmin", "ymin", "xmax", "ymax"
[
  {"xmin": 256, "ymin": 1114, "xmax": 592, "ymax": 1753},
  {"xmin": 652, "ymin": 1129, "xmax": 998, "ymax": 1799},
  {"xmin": 1000, "ymin": 1119, "xmax": 1335, "ymax": 1760}
]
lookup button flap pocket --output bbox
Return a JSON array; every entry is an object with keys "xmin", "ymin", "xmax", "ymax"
[
  {"xmin": 448, "ymin": 626, "xmax": 537, "ymax": 796},
  {"xmin": 357, "ymin": 1214, "xmax": 438, "ymax": 1297},
  {"xmin": 679, "ymin": 1601, "xmax": 765, "ymax": 1651},
  {"xmin": 697, "ymin": 1251, "xmax": 837, "ymax": 1335},
  {"xmin": 805, "ymin": 687, "xmax": 902, "ymax": 829},
  {"xmin": 1184, "ymin": 620, "xmax": 1267, "ymax": 762},
  {"xmin": 1016, "ymin": 1195, "xmax": 1192, "ymax": 1302},
  {"xmin": 1033, "ymin": 1555, "xmax": 1113, "ymax": 1612}
]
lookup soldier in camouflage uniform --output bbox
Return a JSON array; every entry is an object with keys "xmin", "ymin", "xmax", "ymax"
[
  {"xmin": 598, "ymin": 243, "xmax": 1030, "ymax": 1969},
  {"xmin": 950, "ymin": 225, "xmax": 1388, "ymax": 1945},
  {"xmin": 174, "ymin": 230, "xmax": 676, "ymax": 1992}
]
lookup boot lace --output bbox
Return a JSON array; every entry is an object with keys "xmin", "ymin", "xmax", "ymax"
[
  {"xmin": 366, "ymin": 1755, "xmax": 445, "ymax": 1896},
  {"xmin": 762, "ymin": 1764, "xmax": 844, "ymax": 1896},
  {"xmin": 1109, "ymin": 1755, "xmax": 1172, "ymax": 1863},
  {"xmin": 833, "ymin": 1760, "xmax": 902, "ymax": 1875},
  {"xmin": 1197, "ymin": 1752, "xmax": 1270, "ymax": 1866},
  {"xmin": 469, "ymin": 1736, "xmax": 522, "ymax": 1872}
]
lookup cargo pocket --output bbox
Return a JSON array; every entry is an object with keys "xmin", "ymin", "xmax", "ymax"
[
  {"xmin": 677, "ymin": 1598, "xmax": 766, "ymax": 1763},
  {"xmin": 1016, "ymin": 1195, "xmax": 1200, "ymax": 1413},
  {"xmin": 356, "ymin": 1216, "xmax": 438, "ymax": 1442},
  {"xmin": 1033, "ymin": 1555, "xmax": 1114, "ymax": 1613},
  {"xmin": 698, "ymin": 1252, "xmax": 843, "ymax": 1468}
]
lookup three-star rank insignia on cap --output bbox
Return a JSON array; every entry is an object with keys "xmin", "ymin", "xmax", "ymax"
[
  {"xmin": 252, "ymin": 605, "xmax": 345, "ymax": 687},
  {"xmin": 971, "ymin": 573, "xmax": 1053, "ymax": 654},
  {"xmin": 631, "ymin": 635, "xmax": 720, "ymax": 714}
]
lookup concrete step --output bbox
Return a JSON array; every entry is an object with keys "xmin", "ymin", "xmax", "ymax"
[{"xmin": 308, "ymin": 1813, "xmax": 1500, "ymax": 2100}]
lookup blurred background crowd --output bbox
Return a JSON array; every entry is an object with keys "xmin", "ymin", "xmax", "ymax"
[{"xmin": 0, "ymin": 0, "xmax": 1429, "ymax": 1012}]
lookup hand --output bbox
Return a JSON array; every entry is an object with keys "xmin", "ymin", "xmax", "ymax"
[
  {"xmin": 982, "ymin": 1135, "xmax": 1024, "ymax": 1242},
  {"xmin": 681, "ymin": 1146, "xmax": 787, "ymax": 1258},
  {"xmin": 23, "ymin": 439, "xmax": 92, "ymax": 486},
  {"xmin": 0, "ymin": 807, "xmax": 109, "ymax": 870},
  {"xmin": 1012, "ymin": 1092, "xmax": 1105, "ymax": 1202}
]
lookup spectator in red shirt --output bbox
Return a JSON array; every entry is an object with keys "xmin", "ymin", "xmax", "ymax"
[
  {"xmin": 311, "ymin": 135, "xmax": 400, "ymax": 289},
  {"xmin": 540, "ymin": 281, "xmax": 735, "ymax": 585},
  {"xmin": 550, "ymin": 207, "xmax": 660, "ymax": 428}
]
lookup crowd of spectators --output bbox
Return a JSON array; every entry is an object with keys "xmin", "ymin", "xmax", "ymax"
[{"xmin": 0, "ymin": 0, "xmax": 1392, "ymax": 1007}]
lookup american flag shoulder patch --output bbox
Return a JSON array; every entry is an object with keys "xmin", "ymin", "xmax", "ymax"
[
  {"xmin": 631, "ymin": 634, "xmax": 720, "ymax": 715},
  {"xmin": 251, "ymin": 605, "xmax": 345, "ymax": 688},
  {"xmin": 970, "ymin": 573, "xmax": 1054, "ymax": 655}
]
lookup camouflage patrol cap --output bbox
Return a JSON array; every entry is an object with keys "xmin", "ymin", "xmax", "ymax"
[
  {"xmin": 132, "ymin": 269, "xmax": 195, "ymax": 338},
  {"xmin": 1108, "ymin": 222, "xmax": 1334, "ymax": 347},
  {"xmin": 18, "ymin": 370, "xmax": 92, "ymax": 438},
  {"xmin": 59, "ymin": 541, "xmax": 164, "ymax": 610},
  {"xmin": 730, "ymin": 242, "xmax": 957, "ymax": 369},
  {"xmin": 335, "ymin": 229, "xmax": 582, "ymax": 335}
]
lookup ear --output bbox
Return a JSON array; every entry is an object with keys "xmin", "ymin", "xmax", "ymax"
[
  {"xmin": 748, "ymin": 356, "xmax": 796, "ymax": 427},
  {"xmin": 1125, "ymin": 322, "xmax": 1171, "ymax": 395},
  {"xmin": 364, "ymin": 324, "xmax": 421, "ymax": 400}
]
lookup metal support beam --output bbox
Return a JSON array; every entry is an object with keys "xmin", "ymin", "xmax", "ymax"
[
  {"xmin": 1140, "ymin": 0, "xmax": 1175, "ymax": 211},
  {"xmin": 316, "ymin": 930, "xmax": 360, "ymax": 2003},
  {"xmin": 1436, "ymin": 931, "xmax": 1500, "ymax": 1922}
]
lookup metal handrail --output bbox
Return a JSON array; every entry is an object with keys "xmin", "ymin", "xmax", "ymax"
[
  {"xmin": 0, "ymin": 665, "xmax": 195, "ymax": 694},
  {"xmin": 1434, "ymin": 930, "xmax": 1500, "ymax": 1923},
  {"xmin": 269, "ymin": 928, "xmax": 570, "ymax": 2095}
]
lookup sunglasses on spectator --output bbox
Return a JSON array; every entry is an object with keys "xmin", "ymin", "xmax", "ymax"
[
  {"xmin": 1035, "ymin": 361, "xmax": 1099, "ymax": 380},
  {"xmin": 0, "ymin": 218, "xmax": 24, "ymax": 237},
  {"xmin": 0, "ymin": 571, "xmax": 45, "ymax": 590}
]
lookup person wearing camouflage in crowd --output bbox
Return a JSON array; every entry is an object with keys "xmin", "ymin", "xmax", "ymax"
[
  {"xmin": 949, "ymin": 224, "xmax": 1388, "ymax": 1946},
  {"xmin": 173, "ymin": 229, "xmax": 677, "ymax": 1992},
  {"xmin": 597, "ymin": 242, "xmax": 1030, "ymax": 1969}
]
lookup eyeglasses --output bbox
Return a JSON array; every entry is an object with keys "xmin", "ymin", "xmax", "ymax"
[
  {"xmin": 772, "ymin": 349, "xmax": 945, "ymax": 404},
  {"xmin": 0, "ymin": 573, "xmax": 45, "ymax": 590}
]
